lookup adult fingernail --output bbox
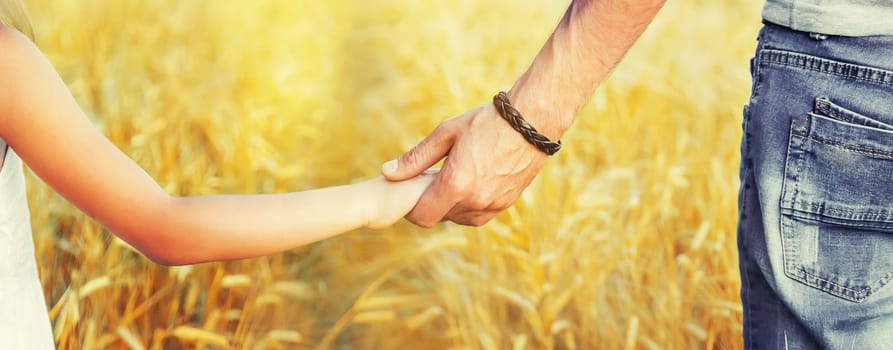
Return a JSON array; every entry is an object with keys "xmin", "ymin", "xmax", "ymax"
[{"xmin": 382, "ymin": 159, "xmax": 398, "ymax": 174}]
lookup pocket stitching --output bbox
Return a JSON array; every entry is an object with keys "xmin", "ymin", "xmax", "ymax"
[
  {"xmin": 780, "ymin": 114, "xmax": 806, "ymax": 289},
  {"xmin": 784, "ymin": 208, "xmax": 893, "ymax": 229},
  {"xmin": 788, "ymin": 111, "xmax": 893, "ymax": 220},
  {"xmin": 782, "ymin": 245, "xmax": 881, "ymax": 303},
  {"xmin": 787, "ymin": 201, "xmax": 893, "ymax": 219},
  {"xmin": 780, "ymin": 114, "xmax": 808, "ymax": 212},
  {"xmin": 781, "ymin": 215, "xmax": 892, "ymax": 303},
  {"xmin": 797, "ymin": 113, "xmax": 893, "ymax": 160},
  {"xmin": 780, "ymin": 110, "xmax": 893, "ymax": 303},
  {"xmin": 816, "ymin": 98, "xmax": 893, "ymax": 131},
  {"xmin": 803, "ymin": 131, "xmax": 893, "ymax": 160}
]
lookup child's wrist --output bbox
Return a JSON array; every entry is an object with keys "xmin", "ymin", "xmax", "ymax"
[{"xmin": 349, "ymin": 181, "xmax": 377, "ymax": 229}]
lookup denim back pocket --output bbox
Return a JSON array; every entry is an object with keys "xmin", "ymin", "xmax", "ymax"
[{"xmin": 780, "ymin": 97, "xmax": 893, "ymax": 303}]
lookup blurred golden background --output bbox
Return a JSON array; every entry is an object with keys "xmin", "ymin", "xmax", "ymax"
[{"xmin": 24, "ymin": 0, "xmax": 761, "ymax": 348}]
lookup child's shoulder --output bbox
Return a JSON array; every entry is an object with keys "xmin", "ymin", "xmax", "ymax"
[
  {"xmin": 0, "ymin": 24, "xmax": 49, "ymax": 133},
  {"xmin": 0, "ymin": 25, "xmax": 41, "ymax": 79},
  {"xmin": 0, "ymin": 24, "xmax": 32, "ymax": 52}
]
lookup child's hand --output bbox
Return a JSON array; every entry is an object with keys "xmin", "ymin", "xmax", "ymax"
[{"xmin": 361, "ymin": 170, "xmax": 437, "ymax": 229}]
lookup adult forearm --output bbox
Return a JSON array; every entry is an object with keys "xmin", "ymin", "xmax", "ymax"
[{"xmin": 508, "ymin": 0, "xmax": 666, "ymax": 140}]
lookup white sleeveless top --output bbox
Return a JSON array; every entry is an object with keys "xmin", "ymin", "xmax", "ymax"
[{"xmin": 0, "ymin": 145, "xmax": 55, "ymax": 349}]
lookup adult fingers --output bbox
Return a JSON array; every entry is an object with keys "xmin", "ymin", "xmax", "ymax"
[
  {"xmin": 446, "ymin": 209, "xmax": 500, "ymax": 227},
  {"xmin": 382, "ymin": 122, "xmax": 456, "ymax": 181},
  {"xmin": 404, "ymin": 174, "xmax": 458, "ymax": 228}
]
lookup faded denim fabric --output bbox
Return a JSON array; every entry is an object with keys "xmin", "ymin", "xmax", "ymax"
[{"xmin": 739, "ymin": 22, "xmax": 893, "ymax": 349}]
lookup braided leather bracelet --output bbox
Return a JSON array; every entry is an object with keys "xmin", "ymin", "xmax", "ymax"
[{"xmin": 492, "ymin": 91, "xmax": 562, "ymax": 155}]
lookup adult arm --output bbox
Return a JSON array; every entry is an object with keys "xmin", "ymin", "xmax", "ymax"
[
  {"xmin": 0, "ymin": 26, "xmax": 432, "ymax": 266},
  {"xmin": 382, "ymin": 0, "xmax": 667, "ymax": 227}
]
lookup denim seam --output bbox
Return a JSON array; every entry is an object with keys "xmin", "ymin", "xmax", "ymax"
[
  {"xmin": 741, "ymin": 253, "xmax": 755, "ymax": 349},
  {"xmin": 760, "ymin": 50, "xmax": 893, "ymax": 87},
  {"xmin": 794, "ymin": 131, "xmax": 893, "ymax": 160},
  {"xmin": 738, "ymin": 103, "xmax": 755, "ymax": 347},
  {"xmin": 781, "ymin": 214, "xmax": 798, "ymax": 278},
  {"xmin": 816, "ymin": 99, "xmax": 893, "ymax": 131},
  {"xmin": 792, "ymin": 264, "xmax": 874, "ymax": 302},
  {"xmin": 789, "ymin": 255, "xmax": 893, "ymax": 303},
  {"xmin": 783, "ymin": 208, "xmax": 893, "ymax": 229},
  {"xmin": 792, "ymin": 115, "xmax": 809, "ymax": 211},
  {"xmin": 780, "ymin": 116, "xmax": 805, "ymax": 277},
  {"xmin": 748, "ymin": 29, "xmax": 768, "ymax": 104}
]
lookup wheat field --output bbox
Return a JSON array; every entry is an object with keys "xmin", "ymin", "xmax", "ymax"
[{"xmin": 23, "ymin": 0, "xmax": 762, "ymax": 349}]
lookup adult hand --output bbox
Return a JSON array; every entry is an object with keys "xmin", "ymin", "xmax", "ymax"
[
  {"xmin": 377, "ymin": 0, "xmax": 667, "ymax": 228},
  {"xmin": 381, "ymin": 102, "xmax": 550, "ymax": 227}
]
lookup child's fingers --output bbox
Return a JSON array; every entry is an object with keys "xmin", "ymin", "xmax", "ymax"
[{"xmin": 410, "ymin": 170, "xmax": 437, "ymax": 189}]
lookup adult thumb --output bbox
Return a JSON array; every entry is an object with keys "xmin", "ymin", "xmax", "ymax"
[{"xmin": 382, "ymin": 123, "xmax": 455, "ymax": 181}]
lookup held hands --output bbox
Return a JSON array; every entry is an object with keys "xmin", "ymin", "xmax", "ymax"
[
  {"xmin": 361, "ymin": 170, "xmax": 437, "ymax": 229},
  {"xmin": 381, "ymin": 103, "xmax": 549, "ymax": 227}
]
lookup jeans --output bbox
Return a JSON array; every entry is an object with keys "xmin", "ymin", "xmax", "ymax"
[{"xmin": 739, "ymin": 22, "xmax": 893, "ymax": 349}]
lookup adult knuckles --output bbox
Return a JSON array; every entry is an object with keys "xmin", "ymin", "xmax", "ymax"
[
  {"xmin": 442, "ymin": 175, "xmax": 507, "ymax": 211},
  {"xmin": 468, "ymin": 216, "xmax": 492, "ymax": 227},
  {"xmin": 491, "ymin": 197, "xmax": 516, "ymax": 211},
  {"xmin": 465, "ymin": 195, "xmax": 493, "ymax": 211},
  {"xmin": 407, "ymin": 216, "xmax": 440, "ymax": 228},
  {"xmin": 415, "ymin": 220, "xmax": 438, "ymax": 228},
  {"xmin": 450, "ymin": 213, "xmax": 494, "ymax": 227},
  {"xmin": 468, "ymin": 215, "xmax": 493, "ymax": 227},
  {"xmin": 462, "ymin": 195, "xmax": 513, "ymax": 213}
]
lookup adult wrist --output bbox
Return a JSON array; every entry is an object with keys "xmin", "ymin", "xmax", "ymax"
[
  {"xmin": 506, "ymin": 65, "xmax": 576, "ymax": 141},
  {"xmin": 505, "ymin": 86, "xmax": 574, "ymax": 142},
  {"xmin": 492, "ymin": 91, "xmax": 562, "ymax": 156}
]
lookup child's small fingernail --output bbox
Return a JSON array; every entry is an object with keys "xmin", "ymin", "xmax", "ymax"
[{"xmin": 382, "ymin": 159, "xmax": 398, "ymax": 174}]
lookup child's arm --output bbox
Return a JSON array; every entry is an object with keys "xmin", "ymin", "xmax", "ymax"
[
  {"xmin": 0, "ymin": 26, "xmax": 432, "ymax": 266},
  {"xmin": 147, "ymin": 175, "xmax": 434, "ymax": 265}
]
